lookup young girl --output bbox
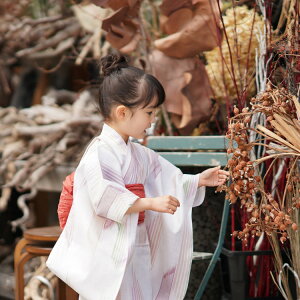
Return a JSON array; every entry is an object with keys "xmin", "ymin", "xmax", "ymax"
[{"xmin": 46, "ymin": 54, "xmax": 229, "ymax": 300}]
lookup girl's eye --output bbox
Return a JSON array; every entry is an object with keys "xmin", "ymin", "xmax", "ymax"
[{"xmin": 147, "ymin": 111, "xmax": 153, "ymax": 116}]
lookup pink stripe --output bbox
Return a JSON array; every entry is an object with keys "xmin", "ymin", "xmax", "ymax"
[
  {"xmin": 148, "ymin": 216, "xmax": 162, "ymax": 265},
  {"xmin": 171, "ymin": 223, "xmax": 192, "ymax": 298},
  {"xmin": 97, "ymin": 185, "xmax": 118, "ymax": 216},
  {"xmin": 132, "ymin": 271, "xmax": 143, "ymax": 300},
  {"xmin": 155, "ymin": 267, "xmax": 176, "ymax": 299},
  {"xmin": 104, "ymin": 219, "xmax": 114, "ymax": 229},
  {"xmin": 101, "ymin": 161, "xmax": 124, "ymax": 186}
]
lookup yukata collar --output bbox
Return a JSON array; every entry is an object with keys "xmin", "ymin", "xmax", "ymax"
[{"xmin": 99, "ymin": 123, "xmax": 130, "ymax": 150}]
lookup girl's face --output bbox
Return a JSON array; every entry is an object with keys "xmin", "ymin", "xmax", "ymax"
[
  {"xmin": 110, "ymin": 98, "xmax": 157, "ymax": 142},
  {"xmin": 125, "ymin": 100, "xmax": 157, "ymax": 140}
]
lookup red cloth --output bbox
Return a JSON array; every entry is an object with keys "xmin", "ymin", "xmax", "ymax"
[
  {"xmin": 57, "ymin": 172, "xmax": 75, "ymax": 229},
  {"xmin": 125, "ymin": 184, "xmax": 145, "ymax": 224},
  {"xmin": 57, "ymin": 173, "xmax": 145, "ymax": 229}
]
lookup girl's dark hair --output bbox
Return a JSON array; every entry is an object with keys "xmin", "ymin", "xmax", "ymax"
[{"xmin": 99, "ymin": 54, "xmax": 165, "ymax": 119}]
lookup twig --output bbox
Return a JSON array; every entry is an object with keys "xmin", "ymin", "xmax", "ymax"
[{"xmin": 16, "ymin": 23, "xmax": 81, "ymax": 57}]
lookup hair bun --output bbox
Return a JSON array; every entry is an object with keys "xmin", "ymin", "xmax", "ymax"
[{"xmin": 100, "ymin": 54, "xmax": 128, "ymax": 77}]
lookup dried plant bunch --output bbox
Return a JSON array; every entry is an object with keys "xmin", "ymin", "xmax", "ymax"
[
  {"xmin": 219, "ymin": 85, "xmax": 299, "ymax": 246},
  {"xmin": 205, "ymin": 5, "xmax": 264, "ymax": 103}
]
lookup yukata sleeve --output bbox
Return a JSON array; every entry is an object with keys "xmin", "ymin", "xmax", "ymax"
[
  {"xmin": 145, "ymin": 148, "xmax": 205, "ymax": 207},
  {"xmin": 77, "ymin": 144, "xmax": 139, "ymax": 223}
]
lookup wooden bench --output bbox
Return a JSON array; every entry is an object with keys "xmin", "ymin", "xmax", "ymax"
[{"xmin": 147, "ymin": 135, "xmax": 230, "ymax": 300}]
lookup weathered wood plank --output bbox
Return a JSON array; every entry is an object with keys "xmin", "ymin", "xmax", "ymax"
[
  {"xmin": 158, "ymin": 152, "xmax": 228, "ymax": 166},
  {"xmin": 147, "ymin": 136, "xmax": 229, "ymax": 150}
]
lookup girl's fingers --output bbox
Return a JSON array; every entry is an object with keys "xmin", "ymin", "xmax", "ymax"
[
  {"xmin": 219, "ymin": 170, "xmax": 230, "ymax": 175},
  {"xmin": 170, "ymin": 196, "xmax": 180, "ymax": 207},
  {"xmin": 167, "ymin": 204, "xmax": 178, "ymax": 214},
  {"xmin": 168, "ymin": 204, "xmax": 178, "ymax": 211},
  {"xmin": 212, "ymin": 166, "xmax": 221, "ymax": 171}
]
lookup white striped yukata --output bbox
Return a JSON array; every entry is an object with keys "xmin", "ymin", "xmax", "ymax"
[{"xmin": 46, "ymin": 123, "xmax": 205, "ymax": 300}]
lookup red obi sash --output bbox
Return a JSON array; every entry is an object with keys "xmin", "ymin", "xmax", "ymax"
[
  {"xmin": 125, "ymin": 184, "xmax": 145, "ymax": 225},
  {"xmin": 57, "ymin": 172, "xmax": 145, "ymax": 229}
]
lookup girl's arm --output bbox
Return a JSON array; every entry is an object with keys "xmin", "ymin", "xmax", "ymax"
[{"xmin": 126, "ymin": 195, "xmax": 180, "ymax": 215}]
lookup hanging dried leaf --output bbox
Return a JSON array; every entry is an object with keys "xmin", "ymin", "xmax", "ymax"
[
  {"xmin": 160, "ymin": 0, "xmax": 192, "ymax": 16},
  {"xmin": 180, "ymin": 59, "xmax": 212, "ymax": 134},
  {"xmin": 161, "ymin": 8, "xmax": 193, "ymax": 34},
  {"xmin": 102, "ymin": 4, "xmax": 141, "ymax": 53},
  {"xmin": 91, "ymin": 0, "xmax": 139, "ymax": 10},
  {"xmin": 154, "ymin": 0, "xmax": 221, "ymax": 58},
  {"xmin": 72, "ymin": 4, "xmax": 111, "ymax": 33},
  {"xmin": 149, "ymin": 50, "xmax": 212, "ymax": 134}
]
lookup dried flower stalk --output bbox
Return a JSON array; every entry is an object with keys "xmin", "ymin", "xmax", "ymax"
[{"xmin": 218, "ymin": 85, "xmax": 300, "ymax": 298}]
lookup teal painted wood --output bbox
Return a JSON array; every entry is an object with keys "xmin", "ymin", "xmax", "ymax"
[
  {"xmin": 158, "ymin": 152, "xmax": 228, "ymax": 167},
  {"xmin": 147, "ymin": 136, "xmax": 229, "ymax": 150},
  {"xmin": 194, "ymin": 197, "xmax": 230, "ymax": 300}
]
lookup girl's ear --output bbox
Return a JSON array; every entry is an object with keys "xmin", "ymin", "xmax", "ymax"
[
  {"xmin": 115, "ymin": 105, "xmax": 126, "ymax": 121},
  {"xmin": 115, "ymin": 105, "xmax": 130, "ymax": 120}
]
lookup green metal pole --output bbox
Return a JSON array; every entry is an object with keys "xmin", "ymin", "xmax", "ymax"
[{"xmin": 194, "ymin": 198, "xmax": 230, "ymax": 300}]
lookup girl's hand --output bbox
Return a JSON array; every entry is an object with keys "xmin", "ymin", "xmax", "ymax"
[
  {"xmin": 198, "ymin": 166, "xmax": 229, "ymax": 187},
  {"xmin": 149, "ymin": 195, "xmax": 180, "ymax": 215}
]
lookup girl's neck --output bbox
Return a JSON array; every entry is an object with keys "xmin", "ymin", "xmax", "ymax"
[{"xmin": 105, "ymin": 121, "xmax": 129, "ymax": 143}]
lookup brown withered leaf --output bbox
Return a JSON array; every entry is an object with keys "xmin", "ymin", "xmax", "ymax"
[
  {"xmin": 91, "ymin": 0, "xmax": 139, "ymax": 10},
  {"xmin": 155, "ymin": 0, "xmax": 221, "ymax": 58},
  {"xmin": 180, "ymin": 59, "xmax": 212, "ymax": 134},
  {"xmin": 160, "ymin": 0, "xmax": 192, "ymax": 16},
  {"xmin": 161, "ymin": 8, "xmax": 193, "ymax": 34},
  {"xmin": 102, "ymin": 4, "xmax": 140, "ymax": 52},
  {"xmin": 119, "ymin": 32, "xmax": 140, "ymax": 53},
  {"xmin": 149, "ymin": 50, "xmax": 212, "ymax": 134}
]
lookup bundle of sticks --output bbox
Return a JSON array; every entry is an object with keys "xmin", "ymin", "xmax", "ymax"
[
  {"xmin": 0, "ymin": 90, "xmax": 102, "ymax": 212},
  {"xmin": 0, "ymin": 1, "xmax": 112, "ymax": 69}
]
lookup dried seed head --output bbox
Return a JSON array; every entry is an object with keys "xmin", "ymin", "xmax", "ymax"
[
  {"xmin": 280, "ymin": 236, "xmax": 286, "ymax": 243},
  {"xmin": 241, "ymin": 151, "xmax": 248, "ymax": 158},
  {"xmin": 254, "ymin": 176, "xmax": 261, "ymax": 182},
  {"xmin": 266, "ymin": 204, "xmax": 272, "ymax": 211},
  {"xmin": 230, "ymin": 193, "xmax": 237, "ymax": 203},
  {"xmin": 234, "ymin": 185, "xmax": 241, "ymax": 193},
  {"xmin": 245, "ymin": 116, "xmax": 251, "ymax": 123},
  {"xmin": 274, "ymin": 216, "xmax": 282, "ymax": 224},
  {"xmin": 232, "ymin": 231, "xmax": 238, "ymax": 237},
  {"xmin": 234, "ymin": 149, "xmax": 241, "ymax": 157},
  {"xmin": 235, "ymin": 165, "xmax": 242, "ymax": 171},
  {"xmin": 248, "ymin": 182, "xmax": 255, "ymax": 189},
  {"xmin": 280, "ymin": 224, "xmax": 286, "ymax": 231},
  {"xmin": 240, "ymin": 161, "xmax": 247, "ymax": 167},
  {"xmin": 263, "ymin": 101, "xmax": 269, "ymax": 106}
]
